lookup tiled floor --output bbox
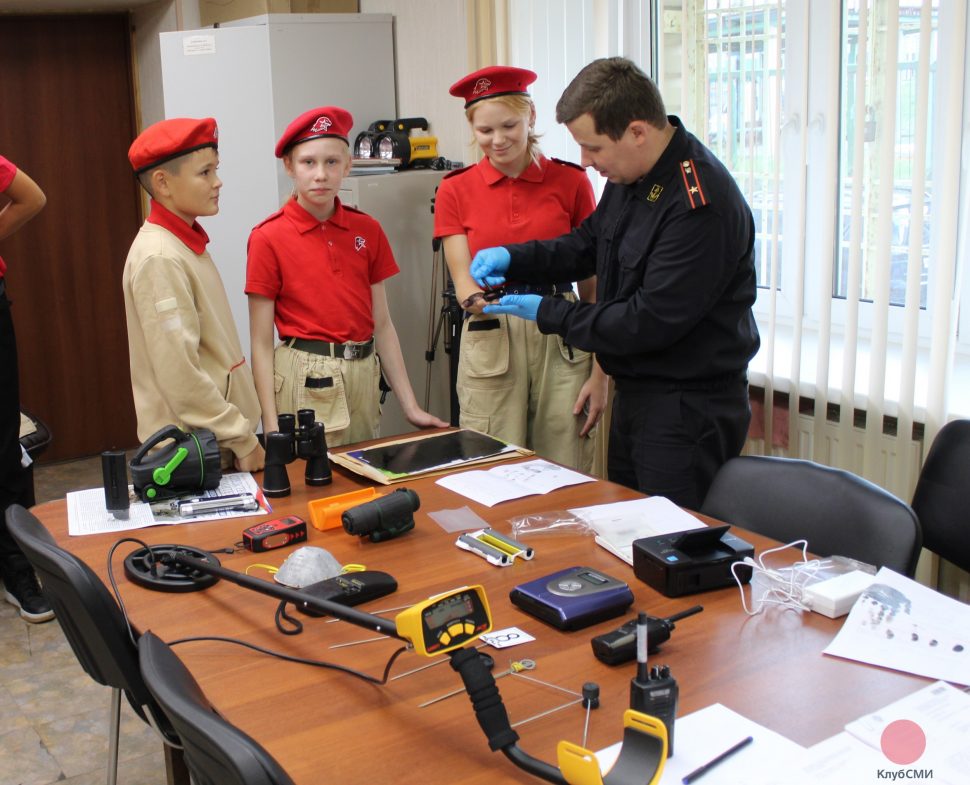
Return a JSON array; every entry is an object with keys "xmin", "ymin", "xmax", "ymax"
[{"xmin": 1, "ymin": 455, "xmax": 168, "ymax": 785}]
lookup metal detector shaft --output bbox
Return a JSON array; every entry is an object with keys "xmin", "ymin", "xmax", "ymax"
[{"xmin": 168, "ymin": 552, "xmax": 402, "ymax": 640}]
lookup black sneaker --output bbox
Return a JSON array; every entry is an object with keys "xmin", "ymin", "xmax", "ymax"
[{"xmin": 3, "ymin": 569, "xmax": 55, "ymax": 624}]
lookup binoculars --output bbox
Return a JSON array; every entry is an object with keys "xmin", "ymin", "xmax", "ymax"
[
  {"xmin": 342, "ymin": 487, "xmax": 419, "ymax": 543},
  {"xmin": 262, "ymin": 410, "xmax": 332, "ymax": 498}
]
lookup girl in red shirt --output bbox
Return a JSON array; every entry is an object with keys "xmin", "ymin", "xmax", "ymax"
[{"xmin": 433, "ymin": 67, "xmax": 607, "ymax": 471}]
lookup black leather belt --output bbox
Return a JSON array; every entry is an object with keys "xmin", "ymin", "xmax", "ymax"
[{"xmin": 284, "ymin": 337, "xmax": 374, "ymax": 360}]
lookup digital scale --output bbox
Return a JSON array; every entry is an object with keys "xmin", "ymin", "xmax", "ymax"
[{"xmin": 509, "ymin": 566, "xmax": 634, "ymax": 631}]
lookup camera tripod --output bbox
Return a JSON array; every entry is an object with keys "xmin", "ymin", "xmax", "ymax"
[{"xmin": 424, "ymin": 228, "xmax": 463, "ymax": 426}]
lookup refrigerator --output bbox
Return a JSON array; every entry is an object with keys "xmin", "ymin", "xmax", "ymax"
[
  {"xmin": 339, "ymin": 170, "xmax": 452, "ymax": 437},
  {"xmin": 159, "ymin": 13, "xmax": 397, "ymax": 360}
]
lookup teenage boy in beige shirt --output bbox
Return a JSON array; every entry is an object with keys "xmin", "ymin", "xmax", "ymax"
[{"xmin": 123, "ymin": 117, "xmax": 264, "ymax": 471}]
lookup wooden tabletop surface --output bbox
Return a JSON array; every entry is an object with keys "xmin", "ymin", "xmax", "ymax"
[{"xmin": 33, "ymin": 441, "xmax": 928, "ymax": 785}]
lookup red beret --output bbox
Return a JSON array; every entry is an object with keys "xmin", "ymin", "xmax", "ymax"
[
  {"xmin": 449, "ymin": 66, "xmax": 537, "ymax": 108},
  {"xmin": 128, "ymin": 117, "xmax": 218, "ymax": 174},
  {"xmin": 275, "ymin": 106, "xmax": 353, "ymax": 158}
]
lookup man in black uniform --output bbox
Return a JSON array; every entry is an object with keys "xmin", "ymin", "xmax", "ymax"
[{"xmin": 471, "ymin": 57, "xmax": 760, "ymax": 510}]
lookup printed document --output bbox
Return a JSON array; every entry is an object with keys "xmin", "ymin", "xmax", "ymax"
[
  {"xmin": 569, "ymin": 496, "xmax": 706, "ymax": 565},
  {"xmin": 67, "ymin": 472, "xmax": 267, "ymax": 535},
  {"xmin": 824, "ymin": 566, "xmax": 970, "ymax": 685},
  {"xmin": 434, "ymin": 459, "xmax": 592, "ymax": 506}
]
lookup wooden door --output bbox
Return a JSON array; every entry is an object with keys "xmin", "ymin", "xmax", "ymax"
[{"xmin": 0, "ymin": 14, "xmax": 141, "ymax": 462}]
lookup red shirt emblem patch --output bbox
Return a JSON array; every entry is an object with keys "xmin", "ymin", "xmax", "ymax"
[{"xmin": 355, "ymin": 236, "xmax": 366, "ymax": 251}]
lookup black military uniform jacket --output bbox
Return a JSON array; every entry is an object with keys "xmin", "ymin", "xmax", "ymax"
[{"xmin": 505, "ymin": 116, "xmax": 760, "ymax": 385}]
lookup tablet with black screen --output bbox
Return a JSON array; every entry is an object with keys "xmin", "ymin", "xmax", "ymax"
[{"xmin": 346, "ymin": 429, "xmax": 514, "ymax": 477}]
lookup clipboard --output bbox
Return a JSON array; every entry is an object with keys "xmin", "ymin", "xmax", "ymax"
[{"xmin": 328, "ymin": 429, "xmax": 533, "ymax": 485}]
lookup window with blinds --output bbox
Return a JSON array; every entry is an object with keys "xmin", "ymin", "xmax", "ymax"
[
  {"xmin": 657, "ymin": 0, "xmax": 967, "ymax": 456},
  {"xmin": 508, "ymin": 0, "xmax": 967, "ymax": 463}
]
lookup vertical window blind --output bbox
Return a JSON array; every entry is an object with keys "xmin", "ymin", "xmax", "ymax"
[{"xmin": 491, "ymin": 1, "xmax": 968, "ymax": 506}]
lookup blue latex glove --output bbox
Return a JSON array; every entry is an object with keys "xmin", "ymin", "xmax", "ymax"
[
  {"xmin": 470, "ymin": 246, "xmax": 511, "ymax": 288},
  {"xmin": 483, "ymin": 294, "xmax": 542, "ymax": 322}
]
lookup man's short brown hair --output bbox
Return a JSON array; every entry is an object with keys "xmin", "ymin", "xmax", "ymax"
[{"xmin": 556, "ymin": 57, "xmax": 667, "ymax": 140}]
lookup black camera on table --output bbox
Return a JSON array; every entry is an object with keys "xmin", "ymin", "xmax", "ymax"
[
  {"xmin": 262, "ymin": 410, "xmax": 332, "ymax": 498},
  {"xmin": 342, "ymin": 487, "xmax": 419, "ymax": 543}
]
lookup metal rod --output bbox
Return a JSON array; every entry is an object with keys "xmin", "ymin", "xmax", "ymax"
[
  {"xmin": 390, "ymin": 642, "xmax": 485, "ymax": 681},
  {"xmin": 511, "ymin": 698, "xmax": 582, "ymax": 729},
  {"xmin": 324, "ymin": 602, "xmax": 413, "ymax": 623},
  {"xmin": 169, "ymin": 552, "xmax": 402, "ymax": 639},
  {"xmin": 510, "ymin": 671, "xmax": 582, "ymax": 697},
  {"xmin": 329, "ymin": 635, "xmax": 388, "ymax": 649}
]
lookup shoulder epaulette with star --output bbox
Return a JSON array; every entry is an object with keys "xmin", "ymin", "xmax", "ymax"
[
  {"xmin": 678, "ymin": 159, "xmax": 709, "ymax": 209},
  {"xmin": 550, "ymin": 157, "xmax": 584, "ymax": 172}
]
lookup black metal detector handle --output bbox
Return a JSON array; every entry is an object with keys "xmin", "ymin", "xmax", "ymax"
[
  {"xmin": 449, "ymin": 647, "xmax": 567, "ymax": 785},
  {"xmin": 166, "ymin": 551, "xmax": 402, "ymax": 640}
]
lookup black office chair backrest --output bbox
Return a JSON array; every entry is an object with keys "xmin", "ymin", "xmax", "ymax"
[
  {"xmin": 138, "ymin": 631, "xmax": 297, "ymax": 785},
  {"xmin": 701, "ymin": 456, "xmax": 922, "ymax": 576},
  {"xmin": 5, "ymin": 504, "xmax": 174, "ymax": 734},
  {"xmin": 911, "ymin": 419, "xmax": 970, "ymax": 573}
]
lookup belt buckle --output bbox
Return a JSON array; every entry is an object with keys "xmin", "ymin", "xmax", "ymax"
[{"xmin": 342, "ymin": 343, "xmax": 362, "ymax": 360}]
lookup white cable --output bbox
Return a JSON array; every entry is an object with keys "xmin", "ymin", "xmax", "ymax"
[{"xmin": 731, "ymin": 540, "xmax": 832, "ymax": 616}]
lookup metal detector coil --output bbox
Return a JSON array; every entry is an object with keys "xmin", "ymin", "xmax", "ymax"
[{"xmin": 123, "ymin": 544, "xmax": 221, "ymax": 592}]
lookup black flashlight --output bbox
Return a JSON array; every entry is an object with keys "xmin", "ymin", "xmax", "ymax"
[{"xmin": 342, "ymin": 488, "xmax": 420, "ymax": 543}]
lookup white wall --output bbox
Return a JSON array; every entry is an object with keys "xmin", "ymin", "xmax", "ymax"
[
  {"xmin": 134, "ymin": 1, "xmax": 471, "ymax": 160},
  {"xmin": 132, "ymin": 0, "xmax": 202, "ymax": 131},
  {"xmin": 360, "ymin": 0, "xmax": 471, "ymax": 167}
]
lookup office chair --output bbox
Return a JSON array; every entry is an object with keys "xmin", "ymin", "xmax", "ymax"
[
  {"xmin": 5, "ymin": 505, "xmax": 187, "ymax": 785},
  {"xmin": 700, "ymin": 456, "xmax": 922, "ymax": 576},
  {"xmin": 138, "ymin": 631, "xmax": 297, "ymax": 785},
  {"xmin": 911, "ymin": 419, "xmax": 970, "ymax": 574}
]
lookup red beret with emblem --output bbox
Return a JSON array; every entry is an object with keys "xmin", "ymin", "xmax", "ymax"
[
  {"xmin": 128, "ymin": 117, "xmax": 218, "ymax": 174},
  {"xmin": 449, "ymin": 66, "xmax": 538, "ymax": 108},
  {"xmin": 275, "ymin": 106, "xmax": 354, "ymax": 158}
]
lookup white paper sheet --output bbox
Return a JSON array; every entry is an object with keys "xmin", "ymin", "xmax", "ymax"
[
  {"xmin": 593, "ymin": 684, "xmax": 970, "ymax": 785},
  {"xmin": 844, "ymin": 681, "xmax": 970, "ymax": 785},
  {"xmin": 67, "ymin": 472, "xmax": 268, "ymax": 535},
  {"xmin": 824, "ymin": 567, "xmax": 970, "ymax": 685},
  {"xmin": 594, "ymin": 703, "xmax": 803, "ymax": 784},
  {"xmin": 568, "ymin": 496, "xmax": 706, "ymax": 565},
  {"xmin": 434, "ymin": 459, "xmax": 593, "ymax": 506},
  {"xmin": 769, "ymin": 732, "xmax": 892, "ymax": 785}
]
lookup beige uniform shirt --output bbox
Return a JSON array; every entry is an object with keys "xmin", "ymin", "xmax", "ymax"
[{"xmin": 123, "ymin": 221, "xmax": 260, "ymax": 463}]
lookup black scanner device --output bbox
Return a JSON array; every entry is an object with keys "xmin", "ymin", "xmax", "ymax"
[{"xmin": 632, "ymin": 524, "xmax": 754, "ymax": 597}]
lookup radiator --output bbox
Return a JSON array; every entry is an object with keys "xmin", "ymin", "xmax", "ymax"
[{"xmin": 744, "ymin": 411, "xmax": 924, "ymax": 500}]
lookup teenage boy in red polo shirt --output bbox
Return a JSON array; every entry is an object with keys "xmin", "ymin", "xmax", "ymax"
[
  {"xmin": 123, "ymin": 118, "xmax": 264, "ymax": 472},
  {"xmin": 246, "ymin": 106, "xmax": 446, "ymax": 446}
]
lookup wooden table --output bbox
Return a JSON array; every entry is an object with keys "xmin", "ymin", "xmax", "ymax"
[{"xmin": 34, "ymin": 448, "xmax": 927, "ymax": 785}]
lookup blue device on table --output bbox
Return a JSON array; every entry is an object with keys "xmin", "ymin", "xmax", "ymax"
[{"xmin": 509, "ymin": 566, "xmax": 634, "ymax": 631}]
